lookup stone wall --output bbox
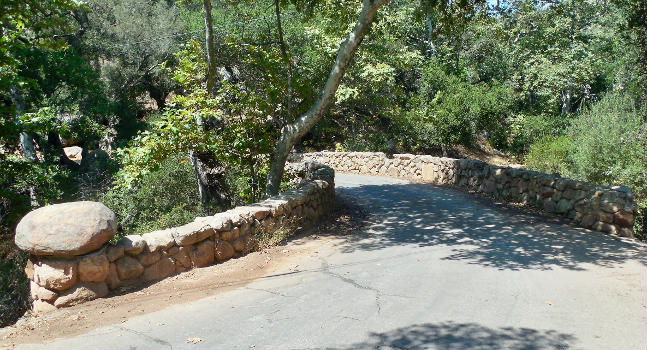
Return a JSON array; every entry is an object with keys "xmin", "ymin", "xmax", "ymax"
[
  {"xmin": 16, "ymin": 162, "xmax": 334, "ymax": 313},
  {"xmin": 292, "ymin": 152, "xmax": 637, "ymax": 238}
]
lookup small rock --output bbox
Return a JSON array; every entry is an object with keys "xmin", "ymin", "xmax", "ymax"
[
  {"xmin": 232, "ymin": 235, "xmax": 257, "ymax": 254},
  {"xmin": 614, "ymin": 211, "xmax": 635, "ymax": 227},
  {"xmin": 167, "ymin": 246, "xmax": 179, "ymax": 256},
  {"xmin": 189, "ymin": 240, "xmax": 215, "ymax": 268},
  {"xmin": 556, "ymin": 199, "xmax": 571, "ymax": 214},
  {"xmin": 106, "ymin": 245, "xmax": 124, "ymax": 262},
  {"xmin": 172, "ymin": 246, "xmax": 192, "ymax": 268},
  {"xmin": 78, "ymin": 251, "xmax": 109, "ymax": 282},
  {"xmin": 33, "ymin": 259, "xmax": 77, "ymax": 291},
  {"xmin": 617, "ymin": 227, "xmax": 635, "ymax": 238},
  {"xmin": 115, "ymin": 256, "xmax": 144, "ymax": 280},
  {"xmin": 599, "ymin": 211, "xmax": 614, "ymax": 224},
  {"xmin": 562, "ymin": 188, "xmax": 576, "ymax": 200},
  {"xmin": 32, "ymin": 300, "xmax": 57, "ymax": 314},
  {"xmin": 117, "ymin": 235, "xmax": 147, "ymax": 255},
  {"xmin": 30, "ymin": 280, "xmax": 58, "ymax": 302},
  {"xmin": 220, "ymin": 228, "xmax": 240, "ymax": 242},
  {"xmin": 175, "ymin": 264, "xmax": 188, "ymax": 274},
  {"xmin": 195, "ymin": 214, "xmax": 232, "ymax": 232},
  {"xmin": 138, "ymin": 251, "xmax": 161, "ymax": 267},
  {"xmin": 543, "ymin": 199, "xmax": 557, "ymax": 213},
  {"xmin": 142, "ymin": 257, "xmax": 175, "ymax": 281},
  {"xmin": 173, "ymin": 222, "xmax": 214, "ymax": 246},
  {"xmin": 142, "ymin": 229, "xmax": 175, "ymax": 252},
  {"xmin": 24, "ymin": 258, "xmax": 34, "ymax": 280},
  {"xmin": 603, "ymin": 223, "xmax": 618, "ymax": 236},
  {"xmin": 106, "ymin": 263, "xmax": 120, "ymax": 289},
  {"xmin": 54, "ymin": 282, "xmax": 108, "ymax": 308},
  {"xmin": 214, "ymin": 240, "xmax": 234, "ymax": 261}
]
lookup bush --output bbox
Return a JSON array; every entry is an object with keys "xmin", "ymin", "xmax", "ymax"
[
  {"xmin": 412, "ymin": 61, "xmax": 516, "ymax": 152},
  {"xmin": 568, "ymin": 93, "xmax": 646, "ymax": 240},
  {"xmin": 525, "ymin": 135, "xmax": 574, "ymax": 176},
  {"xmin": 507, "ymin": 112, "xmax": 570, "ymax": 156},
  {"xmin": 0, "ymin": 237, "xmax": 30, "ymax": 327},
  {"xmin": 102, "ymin": 154, "xmax": 207, "ymax": 238},
  {"xmin": 525, "ymin": 92, "xmax": 646, "ymax": 239}
]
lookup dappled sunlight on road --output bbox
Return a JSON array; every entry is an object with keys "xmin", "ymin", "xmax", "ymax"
[{"xmin": 334, "ymin": 175, "xmax": 645, "ymax": 271}]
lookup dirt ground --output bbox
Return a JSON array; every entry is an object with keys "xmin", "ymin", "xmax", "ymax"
[{"xmin": 0, "ymin": 197, "xmax": 366, "ymax": 348}]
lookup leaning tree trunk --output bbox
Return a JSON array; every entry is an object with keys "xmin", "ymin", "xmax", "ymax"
[
  {"xmin": 265, "ymin": 0, "xmax": 392, "ymax": 195},
  {"xmin": 189, "ymin": 150, "xmax": 230, "ymax": 209}
]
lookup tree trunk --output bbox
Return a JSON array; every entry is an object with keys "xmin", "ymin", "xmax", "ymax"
[
  {"xmin": 10, "ymin": 86, "xmax": 38, "ymax": 206},
  {"xmin": 189, "ymin": 150, "xmax": 230, "ymax": 209},
  {"xmin": 265, "ymin": 0, "xmax": 391, "ymax": 195},
  {"xmin": 203, "ymin": 0, "xmax": 218, "ymax": 95},
  {"xmin": 193, "ymin": 0, "xmax": 230, "ymax": 209},
  {"xmin": 561, "ymin": 90, "xmax": 572, "ymax": 114},
  {"xmin": 425, "ymin": 14, "xmax": 436, "ymax": 54},
  {"xmin": 9, "ymin": 87, "xmax": 38, "ymax": 161},
  {"xmin": 275, "ymin": 0, "xmax": 294, "ymax": 124}
]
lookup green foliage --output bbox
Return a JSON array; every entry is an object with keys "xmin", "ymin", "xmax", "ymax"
[
  {"xmin": 0, "ymin": 156, "xmax": 70, "ymax": 227},
  {"xmin": 103, "ymin": 154, "xmax": 204, "ymax": 237},
  {"xmin": 569, "ymin": 93, "xmax": 646, "ymax": 239},
  {"xmin": 409, "ymin": 60, "xmax": 515, "ymax": 151},
  {"xmin": 115, "ymin": 40, "xmax": 275, "ymax": 207},
  {"xmin": 525, "ymin": 92, "xmax": 646, "ymax": 239},
  {"xmin": 0, "ymin": 241, "xmax": 30, "ymax": 327},
  {"xmin": 505, "ymin": 0, "xmax": 617, "ymax": 115},
  {"xmin": 82, "ymin": 0, "xmax": 179, "ymax": 100},
  {"xmin": 525, "ymin": 135, "xmax": 574, "ymax": 176}
]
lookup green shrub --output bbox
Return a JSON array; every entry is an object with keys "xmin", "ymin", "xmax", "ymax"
[
  {"xmin": 568, "ymin": 93, "xmax": 646, "ymax": 239},
  {"xmin": 102, "ymin": 154, "xmax": 207, "ymax": 238},
  {"xmin": 525, "ymin": 135, "xmax": 574, "ymax": 176},
  {"xmin": 507, "ymin": 113, "xmax": 571, "ymax": 156},
  {"xmin": 525, "ymin": 92, "xmax": 646, "ymax": 239},
  {"xmin": 412, "ymin": 61, "xmax": 516, "ymax": 152},
  {"xmin": 0, "ymin": 238, "xmax": 30, "ymax": 327}
]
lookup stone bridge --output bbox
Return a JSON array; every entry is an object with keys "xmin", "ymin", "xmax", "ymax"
[{"xmin": 7, "ymin": 153, "xmax": 645, "ymax": 349}]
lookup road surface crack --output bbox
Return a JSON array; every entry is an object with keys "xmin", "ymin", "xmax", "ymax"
[
  {"xmin": 243, "ymin": 286, "xmax": 295, "ymax": 298},
  {"xmin": 319, "ymin": 258, "xmax": 383, "ymax": 314},
  {"xmin": 115, "ymin": 325, "xmax": 173, "ymax": 350}
]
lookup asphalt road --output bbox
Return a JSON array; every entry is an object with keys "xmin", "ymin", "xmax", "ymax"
[{"xmin": 16, "ymin": 173, "xmax": 647, "ymax": 349}]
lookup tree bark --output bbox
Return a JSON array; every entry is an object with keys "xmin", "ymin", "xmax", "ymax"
[
  {"xmin": 193, "ymin": 0, "xmax": 230, "ymax": 210},
  {"xmin": 203, "ymin": 0, "xmax": 218, "ymax": 95},
  {"xmin": 189, "ymin": 150, "xmax": 230, "ymax": 209},
  {"xmin": 275, "ymin": 0, "xmax": 294, "ymax": 124},
  {"xmin": 425, "ymin": 14, "xmax": 436, "ymax": 54},
  {"xmin": 265, "ymin": 0, "xmax": 391, "ymax": 195},
  {"xmin": 9, "ymin": 87, "xmax": 38, "ymax": 161}
]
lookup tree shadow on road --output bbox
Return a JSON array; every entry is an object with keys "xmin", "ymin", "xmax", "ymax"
[
  {"xmin": 330, "ymin": 182, "xmax": 645, "ymax": 271},
  {"xmin": 317, "ymin": 322, "xmax": 574, "ymax": 350}
]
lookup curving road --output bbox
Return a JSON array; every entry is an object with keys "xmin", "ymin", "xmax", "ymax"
[{"xmin": 14, "ymin": 173, "xmax": 647, "ymax": 349}]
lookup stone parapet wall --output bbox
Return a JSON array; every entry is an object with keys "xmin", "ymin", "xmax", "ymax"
[
  {"xmin": 292, "ymin": 152, "xmax": 637, "ymax": 238},
  {"xmin": 19, "ymin": 162, "xmax": 334, "ymax": 313}
]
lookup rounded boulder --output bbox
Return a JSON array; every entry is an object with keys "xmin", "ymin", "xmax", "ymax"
[{"xmin": 15, "ymin": 201, "xmax": 117, "ymax": 256}]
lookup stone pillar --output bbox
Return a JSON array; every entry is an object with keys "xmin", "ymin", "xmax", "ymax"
[{"xmin": 15, "ymin": 201, "xmax": 117, "ymax": 313}]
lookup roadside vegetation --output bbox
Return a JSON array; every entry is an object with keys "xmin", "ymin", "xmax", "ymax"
[{"xmin": 1, "ymin": 0, "xmax": 644, "ymax": 326}]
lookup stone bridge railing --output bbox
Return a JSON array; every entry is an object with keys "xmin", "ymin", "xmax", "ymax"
[
  {"xmin": 15, "ymin": 162, "xmax": 334, "ymax": 313},
  {"xmin": 292, "ymin": 152, "xmax": 637, "ymax": 238}
]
